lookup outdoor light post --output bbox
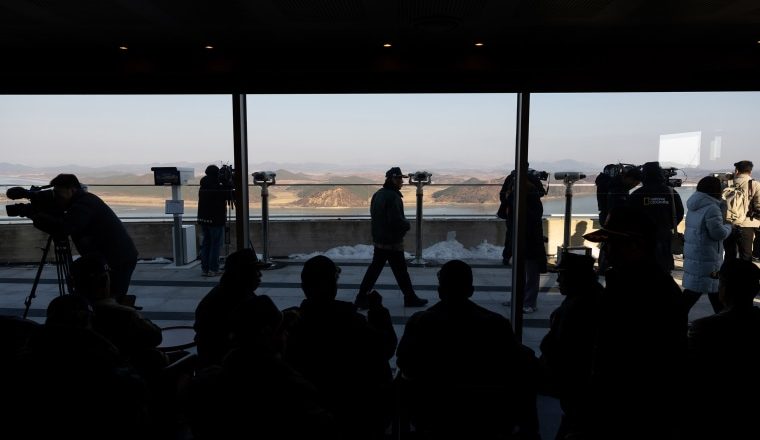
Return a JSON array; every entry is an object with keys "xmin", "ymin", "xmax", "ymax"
[
  {"xmin": 252, "ymin": 171, "xmax": 276, "ymax": 263},
  {"xmin": 409, "ymin": 171, "xmax": 432, "ymax": 265}
]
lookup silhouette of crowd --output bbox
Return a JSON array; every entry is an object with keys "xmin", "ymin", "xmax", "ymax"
[{"xmin": 2, "ymin": 162, "xmax": 760, "ymax": 440}]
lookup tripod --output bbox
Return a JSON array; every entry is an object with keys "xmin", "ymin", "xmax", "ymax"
[{"xmin": 24, "ymin": 234, "xmax": 74, "ymax": 319}]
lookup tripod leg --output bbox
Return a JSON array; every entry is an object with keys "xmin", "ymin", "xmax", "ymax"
[
  {"xmin": 24, "ymin": 235, "xmax": 53, "ymax": 319},
  {"xmin": 53, "ymin": 237, "xmax": 74, "ymax": 296}
]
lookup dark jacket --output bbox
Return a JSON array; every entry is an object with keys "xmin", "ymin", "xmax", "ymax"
[
  {"xmin": 284, "ymin": 298, "xmax": 396, "ymax": 435},
  {"xmin": 628, "ymin": 178, "xmax": 684, "ymax": 271},
  {"xmin": 370, "ymin": 183, "xmax": 410, "ymax": 245},
  {"xmin": 197, "ymin": 175, "xmax": 231, "ymax": 226},
  {"xmin": 34, "ymin": 190, "xmax": 138, "ymax": 266},
  {"xmin": 397, "ymin": 298, "xmax": 536, "ymax": 437},
  {"xmin": 194, "ymin": 285, "xmax": 256, "ymax": 368}
]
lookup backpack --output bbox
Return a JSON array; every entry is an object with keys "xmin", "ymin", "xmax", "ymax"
[{"xmin": 723, "ymin": 179, "xmax": 753, "ymax": 225}]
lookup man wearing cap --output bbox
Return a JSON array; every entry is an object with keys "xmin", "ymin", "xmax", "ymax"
[
  {"xmin": 31, "ymin": 173, "xmax": 139, "ymax": 304},
  {"xmin": 354, "ymin": 167, "xmax": 428, "ymax": 309},
  {"xmin": 627, "ymin": 161, "xmax": 684, "ymax": 273},
  {"xmin": 724, "ymin": 160, "xmax": 760, "ymax": 262}
]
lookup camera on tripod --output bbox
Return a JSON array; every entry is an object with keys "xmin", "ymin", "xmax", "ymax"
[
  {"xmin": 219, "ymin": 164, "xmax": 235, "ymax": 188},
  {"xmin": 5, "ymin": 185, "xmax": 59, "ymax": 218}
]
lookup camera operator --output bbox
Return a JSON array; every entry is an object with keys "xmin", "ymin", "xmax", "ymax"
[
  {"xmin": 30, "ymin": 173, "xmax": 139, "ymax": 304},
  {"xmin": 724, "ymin": 160, "xmax": 760, "ymax": 262},
  {"xmin": 498, "ymin": 165, "xmax": 547, "ymax": 266},
  {"xmin": 197, "ymin": 165, "xmax": 234, "ymax": 277},
  {"xmin": 627, "ymin": 162, "xmax": 684, "ymax": 273}
]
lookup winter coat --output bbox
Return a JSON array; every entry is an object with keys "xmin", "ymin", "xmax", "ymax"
[
  {"xmin": 370, "ymin": 184, "xmax": 410, "ymax": 245},
  {"xmin": 682, "ymin": 191, "xmax": 732, "ymax": 293},
  {"xmin": 197, "ymin": 175, "xmax": 232, "ymax": 226}
]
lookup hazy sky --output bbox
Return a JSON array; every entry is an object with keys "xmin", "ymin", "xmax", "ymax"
[{"xmin": 1, "ymin": 93, "xmax": 758, "ymax": 171}]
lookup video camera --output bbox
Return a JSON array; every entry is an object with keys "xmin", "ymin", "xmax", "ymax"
[
  {"xmin": 219, "ymin": 164, "xmax": 235, "ymax": 188},
  {"xmin": 5, "ymin": 185, "xmax": 58, "ymax": 218},
  {"xmin": 602, "ymin": 163, "xmax": 639, "ymax": 179},
  {"xmin": 711, "ymin": 172, "xmax": 734, "ymax": 190},
  {"xmin": 528, "ymin": 169, "xmax": 549, "ymax": 181},
  {"xmin": 661, "ymin": 167, "xmax": 683, "ymax": 188}
]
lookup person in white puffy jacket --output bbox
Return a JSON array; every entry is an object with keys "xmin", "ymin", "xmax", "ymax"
[{"xmin": 683, "ymin": 176, "xmax": 733, "ymax": 314}]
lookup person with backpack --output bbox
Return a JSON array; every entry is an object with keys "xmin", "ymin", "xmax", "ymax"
[{"xmin": 723, "ymin": 160, "xmax": 760, "ymax": 262}]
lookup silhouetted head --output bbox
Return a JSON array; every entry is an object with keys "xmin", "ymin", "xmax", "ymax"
[
  {"xmin": 70, "ymin": 253, "xmax": 111, "ymax": 301},
  {"xmin": 584, "ymin": 206, "xmax": 657, "ymax": 269},
  {"xmin": 640, "ymin": 161, "xmax": 663, "ymax": 185},
  {"xmin": 230, "ymin": 294, "xmax": 284, "ymax": 354},
  {"xmin": 437, "ymin": 259, "xmax": 474, "ymax": 301},
  {"xmin": 205, "ymin": 165, "xmax": 219, "ymax": 176},
  {"xmin": 621, "ymin": 166, "xmax": 642, "ymax": 189},
  {"xmin": 697, "ymin": 175, "xmax": 723, "ymax": 199},
  {"xmin": 385, "ymin": 166, "xmax": 405, "ymax": 190},
  {"xmin": 556, "ymin": 252, "xmax": 597, "ymax": 295},
  {"xmin": 301, "ymin": 255, "xmax": 340, "ymax": 301},
  {"xmin": 718, "ymin": 259, "xmax": 760, "ymax": 308},
  {"xmin": 45, "ymin": 294, "xmax": 93, "ymax": 329},
  {"xmin": 734, "ymin": 160, "xmax": 753, "ymax": 175},
  {"xmin": 220, "ymin": 248, "xmax": 265, "ymax": 294},
  {"xmin": 50, "ymin": 173, "xmax": 82, "ymax": 208}
]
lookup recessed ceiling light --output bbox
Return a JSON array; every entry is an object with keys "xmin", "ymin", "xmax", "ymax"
[
  {"xmin": 205, "ymin": 45, "xmax": 214, "ymax": 50},
  {"xmin": 474, "ymin": 42, "xmax": 484, "ymax": 47},
  {"xmin": 383, "ymin": 43, "xmax": 392, "ymax": 48},
  {"xmin": 119, "ymin": 46, "xmax": 128, "ymax": 51}
]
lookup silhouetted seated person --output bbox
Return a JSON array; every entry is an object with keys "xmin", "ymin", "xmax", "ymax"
[
  {"xmin": 686, "ymin": 259, "xmax": 760, "ymax": 440},
  {"xmin": 8, "ymin": 294, "xmax": 148, "ymax": 440},
  {"xmin": 70, "ymin": 253, "xmax": 165, "ymax": 380},
  {"xmin": 0, "ymin": 315, "xmax": 40, "ymax": 370},
  {"xmin": 186, "ymin": 295, "xmax": 335, "ymax": 440},
  {"xmin": 284, "ymin": 255, "xmax": 397, "ymax": 440},
  {"xmin": 539, "ymin": 253, "xmax": 603, "ymax": 440},
  {"xmin": 194, "ymin": 248, "xmax": 267, "ymax": 369},
  {"xmin": 396, "ymin": 259, "xmax": 539, "ymax": 439},
  {"xmin": 583, "ymin": 206, "xmax": 687, "ymax": 439}
]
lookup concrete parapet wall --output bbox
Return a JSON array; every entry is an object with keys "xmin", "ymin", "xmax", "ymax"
[{"xmin": 0, "ymin": 217, "xmax": 598, "ymax": 263}]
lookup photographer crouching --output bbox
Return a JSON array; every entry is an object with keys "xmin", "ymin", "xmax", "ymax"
[
  {"xmin": 27, "ymin": 174, "xmax": 139, "ymax": 306},
  {"xmin": 197, "ymin": 165, "xmax": 234, "ymax": 277}
]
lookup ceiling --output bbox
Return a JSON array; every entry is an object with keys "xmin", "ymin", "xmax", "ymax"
[{"xmin": 3, "ymin": 0, "xmax": 760, "ymax": 93}]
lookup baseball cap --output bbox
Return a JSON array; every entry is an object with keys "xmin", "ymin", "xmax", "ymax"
[
  {"xmin": 385, "ymin": 167, "xmax": 404, "ymax": 178},
  {"xmin": 555, "ymin": 252, "xmax": 595, "ymax": 273},
  {"xmin": 583, "ymin": 206, "xmax": 656, "ymax": 243}
]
